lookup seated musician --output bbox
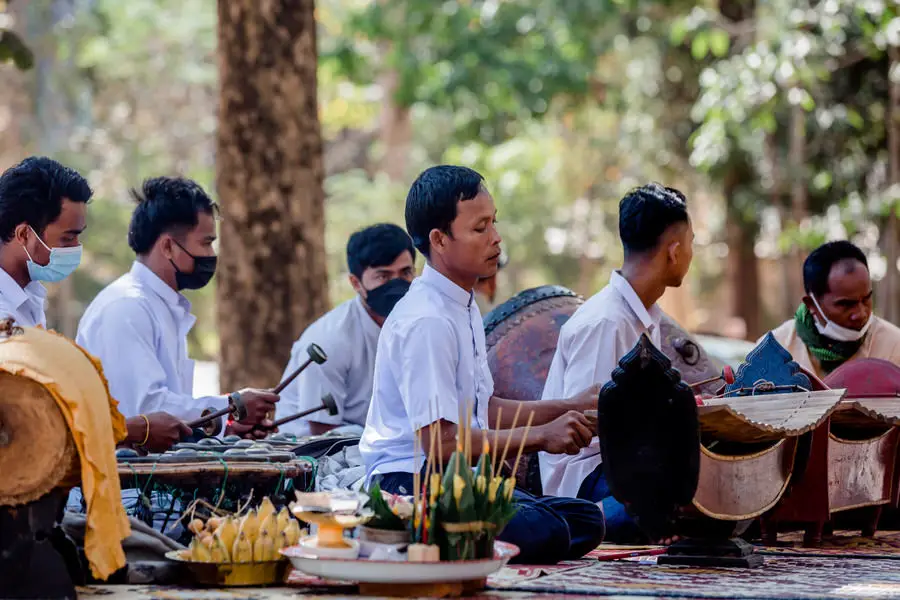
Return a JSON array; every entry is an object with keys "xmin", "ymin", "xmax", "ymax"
[
  {"xmin": 360, "ymin": 165, "xmax": 606, "ymax": 564},
  {"xmin": 76, "ymin": 176, "xmax": 277, "ymax": 438},
  {"xmin": 0, "ymin": 158, "xmax": 188, "ymax": 451},
  {"xmin": 767, "ymin": 240, "xmax": 900, "ymax": 377},
  {"xmin": 275, "ymin": 223, "xmax": 415, "ymax": 436},
  {"xmin": 540, "ymin": 183, "xmax": 693, "ymax": 543}
]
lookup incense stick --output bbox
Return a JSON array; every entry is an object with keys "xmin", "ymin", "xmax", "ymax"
[
  {"xmin": 433, "ymin": 396, "xmax": 444, "ymax": 478},
  {"xmin": 491, "ymin": 406, "xmax": 503, "ymax": 476},
  {"xmin": 510, "ymin": 410, "xmax": 535, "ymax": 480},
  {"xmin": 465, "ymin": 399, "xmax": 473, "ymax": 468},
  {"xmin": 498, "ymin": 403, "xmax": 522, "ymax": 475},
  {"xmin": 413, "ymin": 426, "xmax": 422, "ymax": 524}
]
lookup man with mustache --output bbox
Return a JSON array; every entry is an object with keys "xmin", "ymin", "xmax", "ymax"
[{"xmin": 276, "ymin": 223, "xmax": 416, "ymax": 435}]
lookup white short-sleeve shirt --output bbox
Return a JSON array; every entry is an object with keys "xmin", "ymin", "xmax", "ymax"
[
  {"xmin": 539, "ymin": 271, "xmax": 662, "ymax": 498},
  {"xmin": 0, "ymin": 268, "xmax": 47, "ymax": 328},
  {"xmin": 275, "ymin": 296, "xmax": 381, "ymax": 435},
  {"xmin": 76, "ymin": 261, "xmax": 226, "ymax": 420},
  {"xmin": 360, "ymin": 264, "xmax": 492, "ymax": 481}
]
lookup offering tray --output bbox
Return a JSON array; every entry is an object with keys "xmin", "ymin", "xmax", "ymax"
[
  {"xmin": 165, "ymin": 550, "xmax": 288, "ymax": 586},
  {"xmin": 282, "ymin": 540, "xmax": 519, "ymax": 596}
]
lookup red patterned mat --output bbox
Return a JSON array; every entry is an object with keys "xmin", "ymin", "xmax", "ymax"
[
  {"xmin": 487, "ymin": 555, "xmax": 900, "ymax": 598},
  {"xmin": 760, "ymin": 530, "xmax": 900, "ymax": 559}
]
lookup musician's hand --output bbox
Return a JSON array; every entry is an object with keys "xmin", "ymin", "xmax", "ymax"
[
  {"xmin": 538, "ymin": 411, "xmax": 594, "ymax": 455},
  {"xmin": 137, "ymin": 412, "xmax": 191, "ymax": 452},
  {"xmin": 226, "ymin": 420, "xmax": 278, "ymax": 439},
  {"xmin": 232, "ymin": 388, "xmax": 279, "ymax": 426},
  {"xmin": 566, "ymin": 384, "xmax": 602, "ymax": 413}
]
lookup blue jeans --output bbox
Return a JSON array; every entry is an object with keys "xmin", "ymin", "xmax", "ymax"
[
  {"xmin": 376, "ymin": 471, "xmax": 605, "ymax": 565},
  {"xmin": 577, "ymin": 464, "xmax": 643, "ymax": 543}
]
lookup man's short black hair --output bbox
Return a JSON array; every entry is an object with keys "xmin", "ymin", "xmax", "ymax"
[
  {"xmin": 618, "ymin": 183, "xmax": 689, "ymax": 255},
  {"xmin": 346, "ymin": 223, "xmax": 415, "ymax": 278},
  {"xmin": 0, "ymin": 156, "xmax": 92, "ymax": 242},
  {"xmin": 803, "ymin": 240, "xmax": 869, "ymax": 297},
  {"xmin": 405, "ymin": 165, "xmax": 485, "ymax": 258},
  {"xmin": 127, "ymin": 176, "xmax": 217, "ymax": 255}
]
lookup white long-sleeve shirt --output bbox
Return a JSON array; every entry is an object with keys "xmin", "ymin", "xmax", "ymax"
[
  {"xmin": 76, "ymin": 261, "xmax": 226, "ymax": 420},
  {"xmin": 0, "ymin": 267, "xmax": 47, "ymax": 328},
  {"xmin": 539, "ymin": 271, "xmax": 663, "ymax": 498},
  {"xmin": 275, "ymin": 296, "xmax": 381, "ymax": 435}
]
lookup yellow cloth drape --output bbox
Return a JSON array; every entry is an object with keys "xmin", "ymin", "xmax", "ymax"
[{"xmin": 0, "ymin": 326, "xmax": 130, "ymax": 580}]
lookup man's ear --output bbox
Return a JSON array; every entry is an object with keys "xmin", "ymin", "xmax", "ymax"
[
  {"xmin": 12, "ymin": 223, "xmax": 29, "ymax": 246},
  {"xmin": 428, "ymin": 228, "xmax": 446, "ymax": 257},
  {"xmin": 667, "ymin": 240, "xmax": 681, "ymax": 264},
  {"xmin": 159, "ymin": 234, "xmax": 176, "ymax": 261},
  {"xmin": 348, "ymin": 273, "xmax": 363, "ymax": 295},
  {"xmin": 802, "ymin": 295, "xmax": 822, "ymax": 322}
]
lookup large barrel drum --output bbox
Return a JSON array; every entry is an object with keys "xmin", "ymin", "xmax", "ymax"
[{"xmin": 0, "ymin": 318, "xmax": 129, "ymax": 592}]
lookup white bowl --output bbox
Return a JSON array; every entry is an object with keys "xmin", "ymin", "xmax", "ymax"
[{"xmin": 297, "ymin": 534, "xmax": 360, "ymax": 560}]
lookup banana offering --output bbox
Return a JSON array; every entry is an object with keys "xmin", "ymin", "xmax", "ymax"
[{"xmin": 184, "ymin": 497, "xmax": 304, "ymax": 563}]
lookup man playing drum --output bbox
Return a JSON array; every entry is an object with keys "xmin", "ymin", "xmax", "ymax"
[
  {"xmin": 76, "ymin": 176, "xmax": 277, "ymax": 438},
  {"xmin": 0, "ymin": 157, "xmax": 189, "ymax": 451},
  {"xmin": 540, "ymin": 183, "xmax": 694, "ymax": 543},
  {"xmin": 765, "ymin": 240, "xmax": 900, "ymax": 378},
  {"xmin": 360, "ymin": 165, "xmax": 606, "ymax": 564},
  {"xmin": 276, "ymin": 223, "xmax": 416, "ymax": 436}
]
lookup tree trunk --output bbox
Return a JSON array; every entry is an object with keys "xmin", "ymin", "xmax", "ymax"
[
  {"xmin": 725, "ymin": 169, "xmax": 760, "ymax": 340},
  {"xmin": 0, "ymin": 0, "xmax": 28, "ymax": 170},
  {"xmin": 377, "ymin": 63, "xmax": 412, "ymax": 181},
  {"xmin": 215, "ymin": 0, "xmax": 328, "ymax": 392},
  {"xmin": 787, "ymin": 104, "xmax": 808, "ymax": 306},
  {"xmin": 880, "ymin": 48, "xmax": 900, "ymax": 325}
]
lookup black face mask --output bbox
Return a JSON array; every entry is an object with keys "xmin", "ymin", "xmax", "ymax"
[
  {"xmin": 171, "ymin": 240, "xmax": 217, "ymax": 291},
  {"xmin": 365, "ymin": 278, "xmax": 411, "ymax": 318}
]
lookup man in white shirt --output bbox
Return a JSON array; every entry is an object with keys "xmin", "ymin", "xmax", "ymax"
[
  {"xmin": 276, "ymin": 223, "xmax": 415, "ymax": 436},
  {"xmin": 0, "ymin": 157, "xmax": 190, "ymax": 451},
  {"xmin": 77, "ymin": 176, "xmax": 277, "ymax": 437},
  {"xmin": 360, "ymin": 165, "xmax": 606, "ymax": 564},
  {"xmin": 540, "ymin": 183, "xmax": 693, "ymax": 543}
]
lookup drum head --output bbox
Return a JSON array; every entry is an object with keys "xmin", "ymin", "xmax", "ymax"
[
  {"xmin": 0, "ymin": 372, "xmax": 76, "ymax": 506},
  {"xmin": 824, "ymin": 358, "xmax": 900, "ymax": 397},
  {"xmin": 485, "ymin": 285, "xmax": 583, "ymax": 400}
]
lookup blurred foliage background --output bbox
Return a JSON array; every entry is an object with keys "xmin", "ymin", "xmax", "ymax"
[{"xmin": 2, "ymin": 0, "xmax": 900, "ymax": 361}]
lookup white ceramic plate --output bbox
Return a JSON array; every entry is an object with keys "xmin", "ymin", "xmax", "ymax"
[{"xmin": 281, "ymin": 541, "xmax": 519, "ymax": 584}]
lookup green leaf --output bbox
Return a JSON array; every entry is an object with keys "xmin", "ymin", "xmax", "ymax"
[
  {"xmin": 813, "ymin": 171, "xmax": 833, "ymax": 190},
  {"xmin": 800, "ymin": 93, "xmax": 815, "ymax": 111},
  {"xmin": 670, "ymin": 19, "xmax": 689, "ymax": 45},
  {"xmin": 692, "ymin": 32, "xmax": 709, "ymax": 60},
  {"xmin": 0, "ymin": 29, "xmax": 34, "ymax": 70},
  {"xmin": 847, "ymin": 108, "xmax": 865, "ymax": 130},
  {"xmin": 708, "ymin": 29, "xmax": 730, "ymax": 58}
]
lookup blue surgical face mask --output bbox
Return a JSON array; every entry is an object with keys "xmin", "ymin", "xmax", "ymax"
[{"xmin": 23, "ymin": 227, "xmax": 82, "ymax": 283}]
